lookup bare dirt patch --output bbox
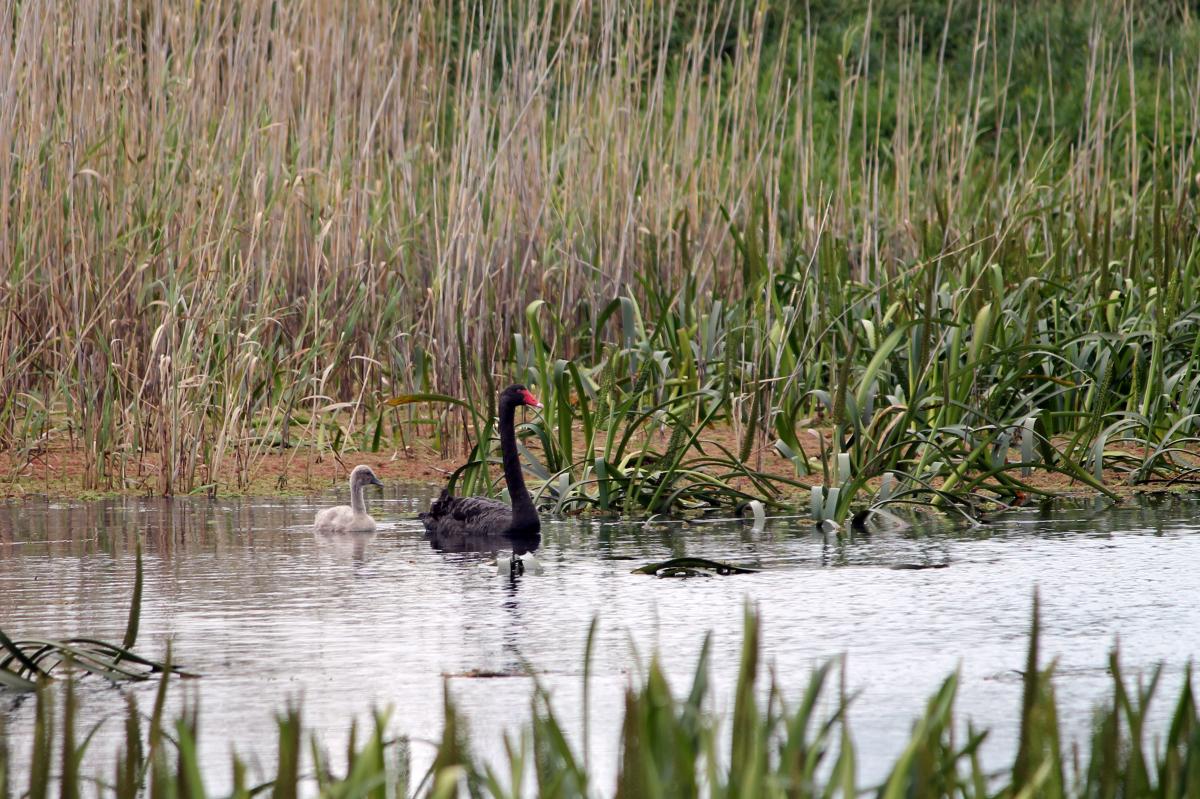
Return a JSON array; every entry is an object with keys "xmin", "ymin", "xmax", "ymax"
[{"xmin": 2, "ymin": 426, "xmax": 1196, "ymax": 503}]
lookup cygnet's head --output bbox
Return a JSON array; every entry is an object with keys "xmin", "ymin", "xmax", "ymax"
[{"xmin": 350, "ymin": 465, "xmax": 384, "ymax": 490}]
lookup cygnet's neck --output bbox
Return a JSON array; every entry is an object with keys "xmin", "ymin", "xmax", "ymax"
[{"xmin": 350, "ymin": 480, "xmax": 367, "ymax": 515}]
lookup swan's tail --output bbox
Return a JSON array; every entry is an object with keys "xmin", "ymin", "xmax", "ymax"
[{"xmin": 419, "ymin": 488, "xmax": 453, "ymax": 525}]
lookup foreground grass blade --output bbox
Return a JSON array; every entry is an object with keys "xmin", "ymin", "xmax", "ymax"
[{"xmin": 7, "ymin": 594, "xmax": 1200, "ymax": 797}]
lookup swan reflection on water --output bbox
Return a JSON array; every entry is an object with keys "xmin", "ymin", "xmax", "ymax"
[{"xmin": 425, "ymin": 528, "xmax": 542, "ymax": 575}]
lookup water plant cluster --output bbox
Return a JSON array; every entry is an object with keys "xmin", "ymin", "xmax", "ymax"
[
  {"xmin": 3, "ymin": 2, "xmax": 1200, "ymax": 520},
  {"xmin": 0, "ymin": 546, "xmax": 185, "ymax": 692},
  {"xmin": 3, "ymin": 600, "xmax": 1198, "ymax": 798}
]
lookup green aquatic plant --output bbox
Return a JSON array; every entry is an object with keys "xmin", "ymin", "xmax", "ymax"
[
  {"xmin": 0, "ymin": 545, "xmax": 186, "ymax": 693},
  {"xmin": 4, "ymin": 596, "xmax": 1200, "ymax": 798},
  {"xmin": 632, "ymin": 557, "xmax": 760, "ymax": 577}
]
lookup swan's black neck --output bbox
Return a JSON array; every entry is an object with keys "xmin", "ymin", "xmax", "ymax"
[{"xmin": 498, "ymin": 395, "xmax": 538, "ymax": 531}]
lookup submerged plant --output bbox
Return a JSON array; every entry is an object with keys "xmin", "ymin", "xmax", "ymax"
[
  {"xmin": 632, "ymin": 557, "xmax": 760, "ymax": 577},
  {"xmin": 0, "ymin": 545, "xmax": 187, "ymax": 692}
]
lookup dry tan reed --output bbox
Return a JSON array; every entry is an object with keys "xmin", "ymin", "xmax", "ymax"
[{"xmin": 1, "ymin": 0, "xmax": 1196, "ymax": 495}]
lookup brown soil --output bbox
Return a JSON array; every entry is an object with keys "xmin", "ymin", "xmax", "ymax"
[
  {"xmin": 0, "ymin": 443, "xmax": 459, "ymax": 498},
  {"xmin": 2, "ymin": 425, "xmax": 1195, "ymax": 503}
]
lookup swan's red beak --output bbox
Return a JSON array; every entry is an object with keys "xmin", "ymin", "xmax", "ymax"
[{"xmin": 521, "ymin": 389, "xmax": 543, "ymax": 409}]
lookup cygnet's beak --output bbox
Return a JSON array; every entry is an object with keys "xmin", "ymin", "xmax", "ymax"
[{"xmin": 371, "ymin": 476, "xmax": 384, "ymax": 487}]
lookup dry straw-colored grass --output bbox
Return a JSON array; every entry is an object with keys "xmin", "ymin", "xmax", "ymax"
[{"xmin": 2, "ymin": 0, "xmax": 1198, "ymax": 498}]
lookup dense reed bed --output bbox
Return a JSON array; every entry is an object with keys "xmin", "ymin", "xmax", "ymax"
[
  {"xmin": 3, "ymin": 599, "xmax": 1198, "ymax": 798},
  {"xmin": 3, "ymin": 1, "xmax": 1200, "ymax": 517}
]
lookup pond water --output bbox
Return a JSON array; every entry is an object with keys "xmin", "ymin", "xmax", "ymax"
[{"xmin": 3, "ymin": 487, "xmax": 1200, "ymax": 792}]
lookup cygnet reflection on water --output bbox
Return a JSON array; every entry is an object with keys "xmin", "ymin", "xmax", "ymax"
[
  {"xmin": 314, "ymin": 465, "xmax": 383, "ymax": 532},
  {"xmin": 314, "ymin": 530, "xmax": 376, "ymax": 563}
]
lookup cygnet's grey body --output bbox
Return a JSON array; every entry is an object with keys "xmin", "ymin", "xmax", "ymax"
[{"xmin": 315, "ymin": 465, "xmax": 383, "ymax": 532}]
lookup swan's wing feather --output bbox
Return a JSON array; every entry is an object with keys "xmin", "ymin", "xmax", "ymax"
[
  {"xmin": 316, "ymin": 505, "xmax": 365, "ymax": 532},
  {"xmin": 420, "ymin": 489, "xmax": 454, "ymax": 522},
  {"xmin": 449, "ymin": 496, "xmax": 509, "ymax": 523},
  {"xmin": 421, "ymin": 493, "xmax": 512, "ymax": 535}
]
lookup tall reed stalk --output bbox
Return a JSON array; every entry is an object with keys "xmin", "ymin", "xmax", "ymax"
[{"xmin": 2, "ymin": 1, "xmax": 1199, "ymax": 509}]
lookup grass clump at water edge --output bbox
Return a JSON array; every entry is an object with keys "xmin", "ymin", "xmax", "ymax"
[{"xmin": 2, "ymin": 596, "xmax": 1198, "ymax": 798}]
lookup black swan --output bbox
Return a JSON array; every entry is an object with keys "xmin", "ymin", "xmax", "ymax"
[
  {"xmin": 314, "ymin": 465, "xmax": 384, "ymax": 532},
  {"xmin": 420, "ymin": 384, "xmax": 542, "ymax": 565}
]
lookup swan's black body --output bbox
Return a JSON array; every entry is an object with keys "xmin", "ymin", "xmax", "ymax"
[{"xmin": 420, "ymin": 385, "xmax": 542, "ymax": 544}]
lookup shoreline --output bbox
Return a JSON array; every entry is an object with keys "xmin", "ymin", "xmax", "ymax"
[{"xmin": 4, "ymin": 431, "xmax": 1194, "ymax": 509}]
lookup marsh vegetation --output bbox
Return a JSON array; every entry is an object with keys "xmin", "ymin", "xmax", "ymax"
[{"xmin": 3, "ymin": 0, "xmax": 1200, "ymax": 522}]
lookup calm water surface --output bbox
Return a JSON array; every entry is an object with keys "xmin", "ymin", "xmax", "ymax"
[{"xmin": 3, "ymin": 488, "xmax": 1200, "ymax": 791}]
